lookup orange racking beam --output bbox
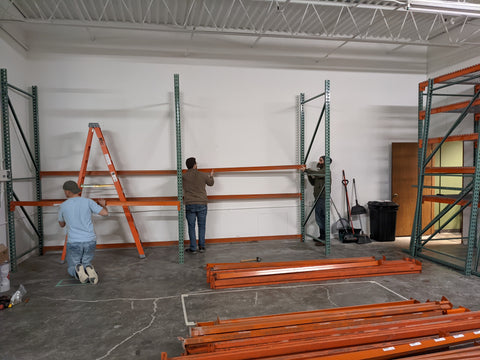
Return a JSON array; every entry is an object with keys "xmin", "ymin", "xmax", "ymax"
[
  {"xmin": 10, "ymin": 198, "xmax": 181, "ymax": 211},
  {"xmin": 398, "ymin": 346, "xmax": 480, "ymax": 360},
  {"xmin": 419, "ymin": 133, "xmax": 479, "ymax": 146},
  {"xmin": 185, "ymin": 310, "xmax": 452, "ymax": 353},
  {"xmin": 209, "ymin": 258, "xmax": 422, "ymax": 289},
  {"xmin": 206, "ymin": 257, "xmax": 377, "ymax": 284},
  {"xmin": 213, "ymin": 260, "xmax": 381, "ymax": 280},
  {"xmin": 187, "ymin": 309, "xmax": 469, "ymax": 354},
  {"xmin": 163, "ymin": 314, "xmax": 480, "ymax": 360},
  {"xmin": 310, "ymin": 330, "xmax": 480, "ymax": 360},
  {"xmin": 424, "ymin": 166, "xmax": 475, "ymax": 174},
  {"xmin": 239, "ymin": 335, "xmax": 443, "ymax": 360},
  {"xmin": 419, "ymin": 63, "xmax": 480, "ymax": 91},
  {"xmin": 10, "ymin": 193, "xmax": 300, "ymax": 211},
  {"xmin": 421, "ymin": 195, "xmax": 476, "ymax": 208},
  {"xmin": 195, "ymin": 298, "xmax": 419, "ymax": 327},
  {"xmin": 191, "ymin": 299, "xmax": 453, "ymax": 330},
  {"xmin": 39, "ymin": 165, "xmax": 304, "ymax": 177},
  {"xmin": 190, "ymin": 301, "xmax": 453, "ymax": 337},
  {"xmin": 419, "ymin": 98, "xmax": 480, "ymax": 120}
]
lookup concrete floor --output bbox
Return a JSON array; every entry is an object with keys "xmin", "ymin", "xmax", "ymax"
[{"xmin": 2, "ymin": 236, "xmax": 480, "ymax": 360}]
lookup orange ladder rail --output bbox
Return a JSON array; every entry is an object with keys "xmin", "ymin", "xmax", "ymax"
[{"xmin": 61, "ymin": 123, "xmax": 146, "ymax": 261}]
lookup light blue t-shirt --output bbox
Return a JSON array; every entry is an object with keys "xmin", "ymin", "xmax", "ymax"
[{"xmin": 58, "ymin": 197, "xmax": 103, "ymax": 243}]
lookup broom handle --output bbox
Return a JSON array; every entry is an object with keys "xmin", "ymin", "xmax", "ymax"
[
  {"xmin": 353, "ymin": 178, "xmax": 360, "ymax": 205},
  {"xmin": 342, "ymin": 170, "xmax": 355, "ymax": 233}
]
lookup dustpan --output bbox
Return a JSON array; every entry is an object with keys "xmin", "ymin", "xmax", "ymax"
[
  {"xmin": 331, "ymin": 199, "xmax": 357, "ymax": 243},
  {"xmin": 351, "ymin": 179, "xmax": 367, "ymax": 215}
]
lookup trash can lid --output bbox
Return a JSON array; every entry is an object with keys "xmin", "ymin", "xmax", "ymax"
[{"xmin": 368, "ymin": 201, "xmax": 399, "ymax": 208}]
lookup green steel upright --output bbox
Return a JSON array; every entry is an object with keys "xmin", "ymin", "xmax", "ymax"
[
  {"xmin": 299, "ymin": 81, "xmax": 331, "ymax": 255},
  {"xmin": 1, "ymin": 69, "xmax": 42, "ymax": 271},
  {"xmin": 1, "ymin": 69, "xmax": 16, "ymax": 270},
  {"xmin": 174, "ymin": 74, "xmax": 185, "ymax": 264},
  {"xmin": 324, "ymin": 80, "xmax": 331, "ymax": 255},
  {"xmin": 299, "ymin": 94, "xmax": 305, "ymax": 243},
  {"xmin": 32, "ymin": 86, "xmax": 43, "ymax": 256}
]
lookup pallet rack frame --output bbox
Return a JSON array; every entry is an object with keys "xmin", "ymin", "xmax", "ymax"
[
  {"xmin": 410, "ymin": 64, "xmax": 480, "ymax": 276},
  {"xmin": 0, "ymin": 68, "xmax": 42, "ymax": 272},
  {"xmin": 299, "ymin": 81, "xmax": 331, "ymax": 255},
  {"xmin": 3, "ymin": 72, "xmax": 331, "ymax": 266}
]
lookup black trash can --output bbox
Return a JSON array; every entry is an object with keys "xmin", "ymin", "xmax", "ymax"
[{"xmin": 367, "ymin": 201, "xmax": 399, "ymax": 241}]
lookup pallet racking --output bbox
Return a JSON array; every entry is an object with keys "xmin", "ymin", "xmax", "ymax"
[
  {"xmin": 0, "ymin": 68, "xmax": 41, "ymax": 272},
  {"xmin": 2, "ymin": 71, "xmax": 331, "ymax": 266},
  {"xmin": 410, "ymin": 64, "xmax": 480, "ymax": 276}
]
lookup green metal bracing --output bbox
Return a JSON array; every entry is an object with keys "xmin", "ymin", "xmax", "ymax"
[
  {"xmin": 299, "ymin": 81, "xmax": 331, "ymax": 255},
  {"xmin": 410, "ymin": 86, "xmax": 424, "ymax": 256},
  {"xmin": 410, "ymin": 73, "xmax": 480, "ymax": 276},
  {"xmin": 174, "ymin": 74, "xmax": 184, "ymax": 264},
  {"xmin": 324, "ymin": 80, "xmax": 331, "ymax": 256},
  {"xmin": 32, "ymin": 86, "xmax": 43, "ymax": 255},
  {"xmin": 1, "ymin": 69, "xmax": 16, "ymax": 271},
  {"xmin": 410, "ymin": 79, "xmax": 433, "ymax": 258},
  {"xmin": 299, "ymin": 94, "xmax": 305, "ymax": 243}
]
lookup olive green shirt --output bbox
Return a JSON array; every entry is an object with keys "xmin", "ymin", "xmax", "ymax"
[{"xmin": 305, "ymin": 168, "xmax": 326, "ymax": 199}]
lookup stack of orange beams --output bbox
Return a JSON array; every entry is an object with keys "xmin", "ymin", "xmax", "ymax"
[
  {"xmin": 206, "ymin": 256, "xmax": 422, "ymax": 289},
  {"xmin": 160, "ymin": 298, "xmax": 480, "ymax": 360}
]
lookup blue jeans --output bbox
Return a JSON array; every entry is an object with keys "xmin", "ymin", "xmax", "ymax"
[
  {"xmin": 314, "ymin": 196, "xmax": 326, "ymax": 239},
  {"xmin": 66, "ymin": 241, "xmax": 96, "ymax": 278},
  {"xmin": 185, "ymin": 204, "xmax": 207, "ymax": 250}
]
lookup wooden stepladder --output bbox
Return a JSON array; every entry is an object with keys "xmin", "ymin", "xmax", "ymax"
[{"xmin": 61, "ymin": 123, "xmax": 145, "ymax": 262}]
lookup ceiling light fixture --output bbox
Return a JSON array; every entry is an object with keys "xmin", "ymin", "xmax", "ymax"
[{"xmin": 406, "ymin": 0, "xmax": 480, "ymax": 18}]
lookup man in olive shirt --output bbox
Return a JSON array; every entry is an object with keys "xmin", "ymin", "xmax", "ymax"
[
  {"xmin": 302, "ymin": 156, "xmax": 331, "ymax": 246},
  {"xmin": 183, "ymin": 157, "xmax": 214, "ymax": 253}
]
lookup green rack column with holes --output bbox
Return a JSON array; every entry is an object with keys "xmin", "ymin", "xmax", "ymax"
[
  {"xmin": 299, "ymin": 93, "xmax": 306, "ymax": 244},
  {"xmin": 1, "ymin": 69, "xmax": 16, "ymax": 271},
  {"xmin": 299, "ymin": 81, "xmax": 331, "ymax": 256},
  {"xmin": 32, "ymin": 85, "xmax": 43, "ymax": 256},
  {"xmin": 1, "ymin": 69, "xmax": 42, "ymax": 272},
  {"xmin": 324, "ymin": 80, "xmax": 331, "ymax": 256},
  {"xmin": 174, "ymin": 74, "xmax": 185, "ymax": 264}
]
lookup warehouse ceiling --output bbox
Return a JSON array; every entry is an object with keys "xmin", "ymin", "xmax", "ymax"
[{"xmin": 2, "ymin": 0, "xmax": 480, "ymax": 73}]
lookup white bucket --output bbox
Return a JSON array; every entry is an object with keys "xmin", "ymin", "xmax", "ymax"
[{"xmin": 0, "ymin": 262, "xmax": 10, "ymax": 293}]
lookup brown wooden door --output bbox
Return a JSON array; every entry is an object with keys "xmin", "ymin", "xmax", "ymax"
[{"xmin": 392, "ymin": 142, "xmax": 433, "ymax": 236}]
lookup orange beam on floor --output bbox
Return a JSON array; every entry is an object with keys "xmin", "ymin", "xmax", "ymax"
[
  {"xmin": 187, "ymin": 309, "xmax": 466, "ymax": 354},
  {"xmin": 190, "ymin": 301, "xmax": 451, "ymax": 337},
  {"xmin": 313, "ymin": 330, "xmax": 480, "ymax": 360},
  {"xmin": 206, "ymin": 257, "xmax": 378, "ymax": 284},
  {"xmin": 195, "ymin": 298, "xmax": 419, "ymax": 327},
  {"xmin": 208, "ymin": 258, "xmax": 422, "ymax": 290},
  {"xmin": 162, "ymin": 313, "xmax": 480, "ymax": 359},
  {"xmin": 185, "ymin": 310, "xmax": 448, "ymax": 354}
]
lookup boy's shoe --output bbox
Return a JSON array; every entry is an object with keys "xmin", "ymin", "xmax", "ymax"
[
  {"xmin": 198, "ymin": 247, "xmax": 206, "ymax": 253},
  {"xmin": 75, "ymin": 264, "xmax": 89, "ymax": 284},
  {"xmin": 185, "ymin": 248, "xmax": 197, "ymax": 254},
  {"xmin": 85, "ymin": 265, "xmax": 99, "ymax": 284}
]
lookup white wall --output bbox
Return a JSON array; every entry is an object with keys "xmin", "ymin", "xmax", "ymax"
[{"xmin": 3, "ymin": 45, "xmax": 425, "ymax": 249}]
